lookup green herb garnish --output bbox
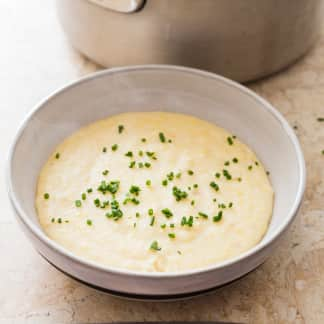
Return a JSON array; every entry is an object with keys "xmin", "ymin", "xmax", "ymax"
[
  {"xmin": 172, "ymin": 186, "xmax": 188, "ymax": 201},
  {"xmin": 102, "ymin": 147, "xmax": 107, "ymax": 153},
  {"xmin": 181, "ymin": 216, "xmax": 194, "ymax": 227},
  {"xmin": 176, "ymin": 172, "xmax": 182, "ymax": 179},
  {"xmin": 144, "ymin": 162, "xmax": 151, "ymax": 168},
  {"xmin": 150, "ymin": 216, "xmax": 155, "ymax": 226},
  {"xmin": 44, "ymin": 193, "xmax": 50, "ymax": 200},
  {"xmin": 105, "ymin": 200, "xmax": 123, "ymax": 221},
  {"xmin": 161, "ymin": 208, "xmax": 173, "ymax": 218},
  {"xmin": 248, "ymin": 165, "xmax": 253, "ymax": 170},
  {"xmin": 86, "ymin": 219, "xmax": 92, "ymax": 226},
  {"xmin": 232, "ymin": 158, "xmax": 238, "ymax": 163},
  {"xmin": 57, "ymin": 218, "xmax": 62, "ymax": 224},
  {"xmin": 148, "ymin": 208, "xmax": 154, "ymax": 216},
  {"xmin": 129, "ymin": 161, "xmax": 136, "ymax": 168},
  {"xmin": 138, "ymin": 150, "xmax": 143, "ymax": 157},
  {"xmin": 162, "ymin": 179, "xmax": 168, "ymax": 186},
  {"xmin": 227, "ymin": 136, "xmax": 234, "ymax": 145},
  {"xmin": 55, "ymin": 152, "xmax": 60, "ymax": 159},
  {"xmin": 187, "ymin": 170, "xmax": 194, "ymax": 175},
  {"xmin": 111, "ymin": 144, "xmax": 118, "ymax": 151},
  {"xmin": 210, "ymin": 181, "xmax": 219, "ymax": 191},
  {"xmin": 125, "ymin": 151, "xmax": 133, "ymax": 157},
  {"xmin": 146, "ymin": 151, "xmax": 157, "ymax": 160},
  {"xmin": 97, "ymin": 180, "xmax": 120, "ymax": 195},
  {"xmin": 81, "ymin": 193, "xmax": 86, "ymax": 200},
  {"xmin": 166, "ymin": 172, "xmax": 174, "ymax": 181},
  {"xmin": 75, "ymin": 200, "xmax": 82, "ymax": 207},
  {"xmin": 224, "ymin": 161, "xmax": 230, "ymax": 166},
  {"xmin": 141, "ymin": 138, "xmax": 146, "ymax": 143},
  {"xmin": 223, "ymin": 169, "xmax": 232, "ymax": 180},
  {"xmin": 87, "ymin": 188, "xmax": 93, "ymax": 193},
  {"xmin": 118, "ymin": 125, "xmax": 124, "ymax": 134},
  {"xmin": 138, "ymin": 162, "xmax": 144, "ymax": 168},
  {"xmin": 146, "ymin": 180, "xmax": 151, "ymax": 186},
  {"xmin": 213, "ymin": 211, "xmax": 223, "ymax": 222},
  {"xmin": 191, "ymin": 200, "xmax": 195, "ymax": 206},
  {"xmin": 150, "ymin": 240, "xmax": 161, "ymax": 251},
  {"xmin": 129, "ymin": 185, "xmax": 141, "ymax": 196},
  {"xmin": 168, "ymin": 233, "xmax": 176, "ymax": 239},
  {"xmin": 159, "ymin": 132, "xmax": 166, "ymax": 143},
  {"xmin": 198, "ymin": 212, "xmax": 208, "ymax": 219},
  {"xmin": 160, "ymin": 224, "xmax": 166, "ymax": 229},
  {"xmin": 228, "ymin": 202, "xmax": 233, "ymax": 208},
  {"xmin": 317, "ymin": 117, "xmax": 324, "ymax": 122},
  {"xmin": 102, "ymin": 169, "xmax": 109, "ymax": 176},
  {"xmin": 193, "ymin": 184, "xmax": 198, "ymax": 189}
]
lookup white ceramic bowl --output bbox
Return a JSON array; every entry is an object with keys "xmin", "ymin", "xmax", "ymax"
[{"xmin": 7, "ymin": 65, "xmax": 306, "ymax": 299}]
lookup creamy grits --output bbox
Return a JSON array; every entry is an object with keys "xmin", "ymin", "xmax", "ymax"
[{"xmin": 36, "ymin": 112, "xmax": 273, "ymax": 272}]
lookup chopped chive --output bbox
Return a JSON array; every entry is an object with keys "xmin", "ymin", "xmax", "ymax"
[
  {"xmin": 237, "ymin": 177, "xmax": 242, "ymax": 182},
  {"xmin": 146, "ymin": 151, "xmax": 157, "ymax": 160},
  {"xmin": 51, "ymin": 218, "xmax": 55, "ymax": 223},
  {"xmin": 181, "ymin": 216, "xmax": 194, "ymax": 227},
  {"xmin": 219, "ymin": 203, "xmax": 226, "ymax": 209},
  {"xmin": 215, "ymin": 172, "xmax": 221, "ymax": 178},
  {"xmin": 87, "ymin": 188, "xmax": 93, "ymax": 193},
  {"xmin": 148, "ymin": 208, "xmax": 154, "ymax": 216},
  {"xmin": 255, "ymin": 161, "xmax": 259, "ymax": 166},
  {"xmin": 81, "ymin": 193, "xmax": 86, "ymax": 200},
  {"xmin": 97, "ymin": 180, "xmax": 120, "ymax": 195},
  {"xmin": 136, "ymin": 212, "xmax": 140, "ymax": 218},
  {"xmin": 75, "ymin": 200, "xmax": 82, "ymax": 207},
  {"xmin": 129, "ymin": 161, "xmax": 136, "ymax": 168},
  {"xmin": 162, "ymin": 179, "xmax": 168, "ymax": 186},
  {"xmin": 150, "ymin": 216, "xmax": 155, "ymax": 226},
  {"xmin": 191, "ymin": 200, "xmax": 195, "ymax": 206},
  {"xmin": 57, "ymin": 218, "xmax": 62, "ymax": 224},
  {"xmin": 187, "ymin": 186, "xmax": 192, "ymax": 191},
  {"xmin": 161, "ymin": 208, "xmax": 173, "ymax": 218},
  {"xmin": 177, "ymin": 250, "xmax": 182, "ymax": 255},
  {"xmin": 146, "ymin": 180, "xmax": 151, "ymax": 186},
  {"xmin": 193, "ymin": 184, "xmax": 198, "ymax": 189},
  {"xmin": 125, "ymin": 151, "xmax": 133, "ymax": 157},
  {"xmin": 224, "ymin": 161, "xmax": 230, "ymax": 166},
  {"xmin": 232, "ymin": 158, "xmax": 238, "ymax": 163},
  {"xmin": 141, "ymin": 138, "xmax": 147, "ymax": 143},
  {"xmin": 210, "ymin": 181, "xmax": 219, "ymax": 191},
  {"xmin": 317, "ymin": 117, "xmax": 324, "ymax": 122},
  {"xmin": 94, "ymin": 198, "xmax": 100, "ymax": 207},
  {"xmin": 129, "ymin": 185, "xmax": 141, "ymax": 196},
  {"xmin": 170, "ymin": 223, "xmax": 175, "ymax": 228},
  {"xmin": 102, "ymin": 169, "xmax": 109, "ymax": 176},
  {"xmin": 213, "ymin": 211, "xmax": 223, "ymax": 222},
  {"xmin": 187, "ymin": 170, "xmax": 194, "ymax": 176},
  {"xmin": 172, "ymin": 186, "xmax": 188, "ymax": 201},
  {"xmin": 223, "ymin": 169, "xmax": 232, "ymax": 180},
  {"xmin": 144, "ymin": 162, "xmax": 151, "ymax": 168},
  {"xmin": 198, "ymin": 212, "xmax": 208, "ymax": 219},
  {"xmin": 150, "ymin": 240, "xmax": 161, "ymax": 251},
  {"xmin": 168, "ymin": 139, "xmax": 172, "ymax": 143},
  {"xmin": 139, "ymin": 150, "xmax": 143, "ymax": 157},
  {"xmin": 176, "ymin": 172, "xmax": 182, "ymax": 179},
  {"xmin": 213, "ymin": 198, "xmax": 217, "ymax": 202},
  {"xmin": 166, "ymin": 172, "xmax": 174, "ymax": 181},
  {"xmin": 248, "ymin": 165, "xmax": 253, "ymax": 170},
  {"xmin": 102, "ymin": 147, "xmax": 107, "ymax": 153},
  {"xmin": 227, "ymin": 136, "xmax": 234, "ymax": 145},
  {"xmin": 160, "ymin": 224, "xmax": 166, "ymax": 229},
  {"xmin": 65, "ymin": 220, "xmax": 69, "ymax": 223},
  {"xmin": 138, "ymin": 162, "xmax": 144, "ymax": 168},
  {"xmin": 118, "ymin": 125, "xmax": 124, "ymax": 134},
  {"xmin": 86, "ymin": 219, "xmax": 92, "ymax": 226},
  {"xmin": 168, "ymin": 233, "xmax": 176, "ymax": 239},
  {"xmin": 322, "ymin": 150, "xmax": 324, "ymax": 155},
  {"xmin": 228, "ymin": 202, "xmax": 233, "ymax": 208},
  {"xmin": 55, "ymin": 152, "xmax": 60, "ymax": 159},
  {"xmin": 111, "ymin": 144, "xmax": 118, "ymax": 151},
  {"xmin": 159, "ymin": 132, "xmax": 166, "ymax": 143},
  {"xmin": 44, "ymin": 193, "xmax": 50, "ymax": 200}
]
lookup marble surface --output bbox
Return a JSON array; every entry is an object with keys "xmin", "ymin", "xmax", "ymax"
[{"xmin": 0, "ymin": 1, "xmax": 323, "ymax": 323}]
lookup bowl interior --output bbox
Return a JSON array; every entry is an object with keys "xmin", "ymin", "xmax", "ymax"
[{"xmin": 9, "ymin": 66, "xmax": 304, "ymax": 264}]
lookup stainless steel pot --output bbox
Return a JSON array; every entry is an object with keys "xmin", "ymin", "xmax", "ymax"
[{"xmin": 57, "ymin": 0, "xmax": 324, "ymax": 82}]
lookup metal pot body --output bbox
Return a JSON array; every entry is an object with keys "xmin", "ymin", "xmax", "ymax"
[{"xmin": 57, "ymin": 0, "xmax": 324, "ymax": 82}]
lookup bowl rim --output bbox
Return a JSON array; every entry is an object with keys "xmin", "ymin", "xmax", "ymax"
[{"xmin": 7, "ymin": 64, "xmax": 306, "ymax": 279}]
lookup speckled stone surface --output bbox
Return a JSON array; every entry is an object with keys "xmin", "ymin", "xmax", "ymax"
[{"xmin": 0, "ymin": 1, "xmax": 323, "ymax": 323}]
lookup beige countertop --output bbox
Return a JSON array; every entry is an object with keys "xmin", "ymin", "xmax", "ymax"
[{"xmin": 0, "ymin": 1, "xmax": 323, "ymax": 323}]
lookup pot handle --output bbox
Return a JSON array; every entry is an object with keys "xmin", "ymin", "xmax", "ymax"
[{"xmin": 87, "ymin": 0, "xmax": 145, "ymax": 13}]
